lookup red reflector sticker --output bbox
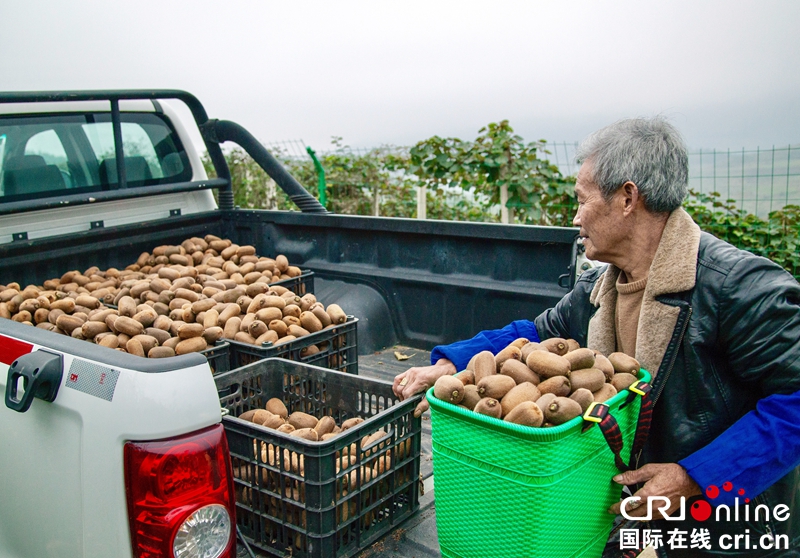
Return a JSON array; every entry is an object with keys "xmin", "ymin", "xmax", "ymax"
[{"xmin": 0, "ymin": 335, "xmax": 33, "ymax": 365}]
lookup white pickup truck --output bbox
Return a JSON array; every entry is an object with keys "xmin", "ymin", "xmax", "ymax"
[
  {"xmin": 0, "ymin": 92, "xmax": 242, "ymax": 558},
  {"xmin": 0, "ymin": 90, "xmax": 580, "ymax": 558}
]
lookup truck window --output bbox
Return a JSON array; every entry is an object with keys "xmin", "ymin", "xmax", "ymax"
[
  {"xmin": 0, "ymin": 112, "xmax": 192, "ymax": 201},
  {"xmin": 24, "ymin": 130, "xmax": 73, "ymax": 187},
  {"xmin": 83, "ymin": 122, "xmax": 164, "ymax": 181}
]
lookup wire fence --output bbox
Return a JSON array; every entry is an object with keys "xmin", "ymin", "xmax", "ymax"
[
  {"xmin": 530, "ymin": 142, "xmax": 800, "ymax": 218},
  {"xmin": 690, "ymin": 145, "xmax": 800, "ymax": 218},
  {"xmin": 264, "ymin": 139, "xmax": 309, "ymax": 159},
  {"xmin": 542, "ymin": 141, "xmax": 580, "ymax": 177},
  {"xmin": 268, "ymin": 140, "xmax": 800, "ymax": 213}
]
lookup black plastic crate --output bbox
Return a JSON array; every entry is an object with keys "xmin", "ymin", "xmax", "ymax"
[
  {"xmin": 202, "ymin": 340, "xmax": 230, "ymax": 374},
  {"xmin": 215, "ymin": 358, "xmax": 422, "ymax": 558},
  {"xmin": 271, "ymin": 270, "xmax": 314, "ymax": 296},
  {"xmin": 225, "ymin": 317, "xmax": 358, "ymax": 374}
]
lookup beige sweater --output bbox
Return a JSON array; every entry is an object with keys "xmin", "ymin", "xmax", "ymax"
[{"xmin": 615, "ymin": 272, "xmax": 648, "ymax": 357}]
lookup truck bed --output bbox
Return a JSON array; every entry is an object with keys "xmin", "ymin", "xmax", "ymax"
[{"xmin": 0, "ymin": 210, "xmax": 574, "ymax": 558}]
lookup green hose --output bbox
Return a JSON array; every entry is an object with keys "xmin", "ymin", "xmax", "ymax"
[{"xmin": 305, "ymin": 146, "xmax": 327, "ymax": 208}]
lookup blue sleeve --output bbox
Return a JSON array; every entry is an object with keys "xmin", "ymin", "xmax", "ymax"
[
  {"xmin": 679, "ymin": 387, "xmax": 800, "ymax": 506},
  {"xmin": 429, "ymin": 320, "xmax": 540, "ymax": 371}
]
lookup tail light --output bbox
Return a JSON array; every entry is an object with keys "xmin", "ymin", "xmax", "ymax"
[{"xmin": 124, "ymin": 424, "xmax": 236, "ymax": 558}]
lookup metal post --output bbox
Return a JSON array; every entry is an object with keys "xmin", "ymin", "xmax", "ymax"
[
  {"xmin": 500, "ymin": 184, "xmax": 510, "ymax": 224},
  {"xmin": 110, "ymin": 99, "xmax": 126, "ymax": 189},
  {"xmin": 417, "ymin": 185, "xmax": 427, "ymax": 219}
]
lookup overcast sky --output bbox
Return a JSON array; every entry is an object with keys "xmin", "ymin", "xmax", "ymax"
[{"xmin": 2, "ymin": 1, "xmax": 799, "ymax": 152}]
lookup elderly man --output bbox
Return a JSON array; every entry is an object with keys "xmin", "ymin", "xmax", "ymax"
[{"xmin": 394, "ymin": 117, "xmax": 800, "ymax": 557}]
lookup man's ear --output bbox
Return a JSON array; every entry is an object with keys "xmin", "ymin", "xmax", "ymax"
[{"xmin": 620, "ymin": 181, "xmax": 640, "ymax": 215}]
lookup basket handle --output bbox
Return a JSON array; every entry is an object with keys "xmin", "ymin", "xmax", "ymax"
[{"xmin": 581, "ymin": 380, "xmax": 653, "ymax": 472}]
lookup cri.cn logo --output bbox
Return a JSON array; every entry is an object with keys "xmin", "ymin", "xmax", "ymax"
[{"xmin": 620, "ymin": 482, "xmax": 791, "ymax": 523}]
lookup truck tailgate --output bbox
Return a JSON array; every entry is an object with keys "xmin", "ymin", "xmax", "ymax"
[{"xmin": 0, "ymin": 321, "xmax": 222, "ymax": 558}]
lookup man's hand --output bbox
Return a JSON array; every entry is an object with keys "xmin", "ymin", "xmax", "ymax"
[
  {"xmin": 607, "ymin": 463, "xmax": 702, "ymax": 519},
  {"xmin": 393, "ymin": 358, "xmax": 457, "ymax": 417}
]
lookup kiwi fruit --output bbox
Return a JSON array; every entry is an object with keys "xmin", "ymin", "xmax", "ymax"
[
  {"xmin": 454, "ymin": 369, "xmax": 474, "ymax": 385},
  {"xmin": 266, "ymin": 398, "xmax": 289, "ymax": 418},
  {"xmin": 609, "ymin": 353, "xmax": 640, "ymax": 375},
  {"xmin": 126, "ymin": 338, "xmax": 145, "ymax": 357},
  {"xmin": 434, "ymin": 375, "xmax": 466, "ymax": 404},
  {"xmin": 545, "ymin": 397, "xmax": 583, "ymax": 425},
  {"xmin": 203, "ymin": 326, "xmax": 224, "ymax": 345},
  {"xmin": 504, "ymin": 401, "xmax": 544, "ymax": 427},
  {"xmin": 81, "ymin": 320, "xmax": 108, "ymax": 339},
  {"xmin": 461, "ymin": 384, "xmax": 481, "ymax": 410},
  {"xmin": 500, "ymin": 382, "xmax": 541, "ymax": 417},
  {"xmin": 500, "ymin": 359, "xmax": 540, "ymax": 385},
  {"xmin": 535, "ymin": 393, "xmax": 558, "ymax": 413},
  {"xmin": 564, "ymin": 348, "xmax": 595, "ymax": 371},
  {"xmin": 252, "ymin": 409, "xmax": 271, "ymax": 425},
  {"xmin": 314, "ymin": 416, "xmax": 337, "ymax": 436},
  {"xmin": 291, "ymin": 428, "xmax": 319, "ymax": 441},
  {"xmin": 568, "ymin": 368, "xmax": 606, "ymax": 393},
  {"xmin": 592, "ymin": 383, "xmax": 618, "ymax": 403},
  {"xmin": 327, "ymin": 303, "xmax": 347, "ymax": 325},
  {"xmin": 474, "ymin": 397, "xmax": 502, "ymax": 419},
  {"xmin": 299, "ymin": 311, "xmax": 323, "ymax": 333},
  {"xmin": 520, "ymin": 342, "xmax": 543, "ymax": 362},
  {"xmin": 148, "ymin": 346, "xmax": 175, "ymax": 358},
  {"xmin": 162, "ymin": 337, "xmax": 180, "ymax": 350},
  {"xmin": 262, "ymin": 413, "xmax": 285, "ymax": 429},
  {"xmin": 526, "ymin": 351, "xmax": 570, "ymax": 379},
  {"xmin": 565, "ymin": 339, "xmax": 581, "ymax": 352},
  {"xmin": 540, "ymin": 337, "xmax": 569, "ymax": 356},
  {"xmin": 593, "ymin": 353, "xmax": 615, "ymax": 381},
  {"xmin": 477, "ymin": 375, "xmax": 516, "ymax": 400},
  {"xmin": 537, "ymin": 375, "xmax": 571, "ymax": 397},
  {"xmin": 611, "ymin": 372, "xmax": 638, "ymax": 393},
  {"xmin": 472, "ymin": 351, "xmax": 497, "ymax": 383},
  {"xmin": 341, "ymin": 417, "xmax": 364, "ymax": 430},
  {"xmin": 509, "ymin": 337, "xmax": 530, "ymax": 349},
  {"xmin": 361, "ymin": 429, "xmax": 388, "ymax": 452},
  {"xmin": 132, "ymin": 335, "xmax": 158, "ymax": 354},
  {"xmin": 569, "ymin": 388, "xmax": 595, "ymax": 413},
  {"xmin": 238, "ymin": 409, "xmax": 258, "ymax": 422},
  {"xmin": 494, "ymin": 345, "xmax": 522, "ymax": 373},
  {"xmin": 311, "ymin": 306, "xmax": 332, "ymax": 327},
  {"xmin": 288, "ymin": 411, "xmax": 318, "ymax": 430}
]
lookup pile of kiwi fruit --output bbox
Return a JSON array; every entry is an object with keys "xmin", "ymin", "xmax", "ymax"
[
  {"xmin": 0, "ymin": 235, "xmax": 349, "ymax": 359},
  {"xmin": 433, "ymin": 337, "xmax": 641, "ymax": 428}
]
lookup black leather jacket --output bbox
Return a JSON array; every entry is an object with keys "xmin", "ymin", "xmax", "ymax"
[{"xmin": 535, "ymin": 231, "xmax": 800, "ymax": 557}]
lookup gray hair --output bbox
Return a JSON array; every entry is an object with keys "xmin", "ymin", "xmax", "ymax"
[{"xmin": 575, "ymin": 117, "xmax": 688, "ymax": 213}]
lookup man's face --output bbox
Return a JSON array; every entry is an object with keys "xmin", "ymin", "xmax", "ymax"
[{"xmin": 572, "ymin": 162, "xmax": 626, "ymax": 263}]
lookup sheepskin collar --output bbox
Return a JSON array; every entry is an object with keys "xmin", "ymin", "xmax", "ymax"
[{"xmin": 587, "ymin": 207, "xmax": 701, "ymax": 376}]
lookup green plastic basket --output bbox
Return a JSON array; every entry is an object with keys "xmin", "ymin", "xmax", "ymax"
[{"xmin": 428, "ymin": 369, "xmax": 651, "ymax": 558}]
